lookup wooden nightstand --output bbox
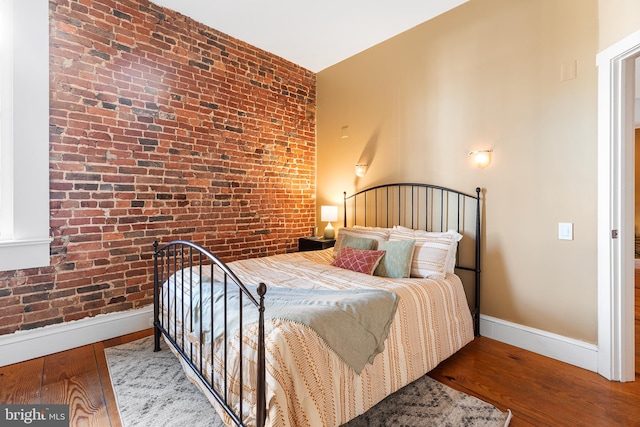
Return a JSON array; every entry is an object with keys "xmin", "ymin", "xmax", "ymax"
[{"xmin": 298, "ymin": 237, "xmax": 336, "ymax": 252}]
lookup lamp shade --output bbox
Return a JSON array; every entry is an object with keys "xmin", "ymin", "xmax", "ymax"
[
  {"xmin": 355, "ymin": 163, "xmax": 368, "ymax": 177},
  {"xmin": 321, "ymin": 205, "xmax": 338, "ymax": 222},
  {"xmin": 468, "ymin": 149, "xmax": 493, "ymax": 168}
]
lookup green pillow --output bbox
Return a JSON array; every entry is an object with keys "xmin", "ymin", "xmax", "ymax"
[
  {"xmin": 338, "ymin": 234, "xmax": 377, "ymax": 255},
  {"xmin": 374, "ymin": 239, "xmax": 416, "ymax": 278}
]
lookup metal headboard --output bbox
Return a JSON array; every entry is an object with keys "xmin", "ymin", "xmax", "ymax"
[{"xmin": 343, "ymin": 183, "xmax": 482, "ymax": 336}]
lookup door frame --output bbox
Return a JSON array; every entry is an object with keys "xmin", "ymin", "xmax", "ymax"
[{"xmin": 596, "ymin": 29, "xmax": 640, "ymax": 382}]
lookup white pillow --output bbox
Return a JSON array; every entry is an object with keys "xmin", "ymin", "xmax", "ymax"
[
  {"xmin": 389, "ymin": 227, "xmax": 462, "ymax": 278},
  {"xmin": 333, "ymin": 226, "xmax": 390, "ymax": 257},
  {"xmin": 412, "ymin": 229, "xmax": 463, "ymax": 274}
]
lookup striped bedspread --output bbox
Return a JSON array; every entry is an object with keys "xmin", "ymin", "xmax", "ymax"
[{"xmin": 163, "ymin": 248, "xmax": 474, "ymax": 427}]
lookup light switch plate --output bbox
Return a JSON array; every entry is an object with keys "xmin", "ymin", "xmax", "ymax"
[
  {"xmin": 561, "ymin": 60, "xmax": 577, "ymax": 81},
  {"xmin": 558, "ymin": 222, "xmax": 573, "ymax": 240}
]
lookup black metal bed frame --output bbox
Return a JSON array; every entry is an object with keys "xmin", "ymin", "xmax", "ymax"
[{"xmin": 152, "ymin": 183, "xmax": 482, "ymax": 427}]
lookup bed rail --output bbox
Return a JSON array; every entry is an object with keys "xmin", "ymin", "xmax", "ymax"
[
  {"xmin": 153, "ymin": 240, "xmax": 267, "ymax": 427},
  {"xmin": 344, "ymin": 183, "xmax": 482, "ymax": 336}
]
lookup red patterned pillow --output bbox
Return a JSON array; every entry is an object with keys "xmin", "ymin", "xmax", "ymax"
[{"xmin": 331, "ymin": 246, "xmax": 386, "ymax": 275}]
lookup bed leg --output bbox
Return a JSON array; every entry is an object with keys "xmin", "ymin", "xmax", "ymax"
[
  {"xmin": 153, "ymin": 240, "xmax": 161, "ymax": 352},
  {"xmin": 256, "ymin": 282, "xmax": 267, "ymax": 427},
  {"xmin": 473, "ymin": 309, "xmax": 480, "ymax": 337},
  {"xmin": 153, "ymin": 321, "xmax": 161, "ymax": 352}
]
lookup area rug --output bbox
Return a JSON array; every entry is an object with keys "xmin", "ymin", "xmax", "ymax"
[{"xmin": 105, "ymin": 337, "xmax": 511, "ymax": 427}]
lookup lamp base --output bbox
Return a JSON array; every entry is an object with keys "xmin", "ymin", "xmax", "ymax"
[{"xmin": 323, "ymin": 223, "xmax": 335, "ymax": 239}]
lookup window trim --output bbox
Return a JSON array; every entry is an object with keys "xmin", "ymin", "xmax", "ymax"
[{"xmin": 0, "ymin": 0, "xmax": 51, "ymax": 272}]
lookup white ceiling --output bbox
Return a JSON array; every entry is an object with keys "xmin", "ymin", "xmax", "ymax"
[{"xmin": 150, "ymin": 0, "xmax": 468, "ymax": 72}]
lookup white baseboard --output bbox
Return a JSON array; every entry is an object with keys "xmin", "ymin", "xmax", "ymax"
[
  {"xmin": 0, "ymin": 308, "xmax": 601, "ymax": 373},
  {"xmin": 0, "ymin": 306, "xmax": 154, "ymax": 367},
  {"xmin": 480, "ymin": 314, "xmax": 598, "ymax": 373}
]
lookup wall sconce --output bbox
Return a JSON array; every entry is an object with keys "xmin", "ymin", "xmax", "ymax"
[
  {"xmin": 468, "ymin": 149, "xmax": 493, "ymax": 168},
  {"xmin": 355, "ymin": 163, "xmax": 368, "ymax": 177},
  {"xmin": 321, "ymin": 205, "xmax": 338, "ymax": 239},
  {"xmin": 341, "ymin": 125, "xmax": 349, "ymax": 139}
]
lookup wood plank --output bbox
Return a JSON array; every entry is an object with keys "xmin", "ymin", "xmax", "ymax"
[
  {"xmin": 0, "ymin": 357, "xmax": 43, "ymax": 404},
  {"xmin": 636, "ymin": 267, "xmax": 639, "ymax": 376},
  {"xmin": 40, "ymin": 345, "xmax": 109, "ymax": 427},
  {"xmin": 94, "ymin": 341, "xmax": 122, "ymax": 427},
  {"xmin": 102, "ymin": 328, "xmax": 152, "ymax": 350}
]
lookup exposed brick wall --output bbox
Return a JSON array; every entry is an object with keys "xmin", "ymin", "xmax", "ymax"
[{"xmin": 0, "ymin": 0, "xmax": 316, "ymax": 336}]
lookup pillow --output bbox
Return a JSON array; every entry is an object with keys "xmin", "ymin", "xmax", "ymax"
[
  {"xmin": 352, "ymin": 225, "xmax": 392, "ymax": 231},
  {"xmin": 392, "ymin": 227, "xmax": 463, "ymax": 272},
  {"xmin": 331, "ymin": 247, "xmax": 386, "ymax": 275},
  {"xmin": 410, "ymin": 229, "xmax": 463, "ymax": 274},
  {"xmin": 389, "ymin": 228, "xmax": 462, "ymax": 278},
  {"xmin": 374, "ymin": 239, "xmax": 415, "ymax": 278},
  {"xmin": 333, "ymin": 227, "xmax": 390, "ymax": 257},
  {"xmin": 338, "ymin": 234, "xmax": 377, "ymax": 255}
]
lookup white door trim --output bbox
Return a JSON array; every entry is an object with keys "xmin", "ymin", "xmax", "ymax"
[{"xmin": 596, "ymin": 29, "xmax": 640, "ymax": 382}]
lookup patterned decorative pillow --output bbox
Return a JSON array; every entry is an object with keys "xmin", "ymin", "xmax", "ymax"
[
  {"xmin": 374, "ymin": 239, "xmax": 416, "ymax": 278},
  {"xmin": 331, "ymin": 246, "xmax": 386, "ymax": 275},
  {"xmin": 333, "ymin": 227, "xmax": 390, "ymax": 257},
  {"xmin": 389, "ymin": 228, "xmax": 463, "ymax": 278}
]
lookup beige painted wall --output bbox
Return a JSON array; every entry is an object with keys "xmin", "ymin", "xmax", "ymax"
[
  {"xmin": 316, "ymin": 0, "xmax": 599, "ymax": 342},
  {"xmin": 599, "ymin": 0, "xmax": 640, "ymax": 51}
]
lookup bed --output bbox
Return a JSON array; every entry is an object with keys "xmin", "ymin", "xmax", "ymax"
[{"xmin": 153, "ymin": 183, "xmax": 482, "ymax": 427}]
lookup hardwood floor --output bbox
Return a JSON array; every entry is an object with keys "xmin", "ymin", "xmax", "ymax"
[
  {"xmin": 3, "ymin": 270, "xmax": 640, "ymax": 427},
  {"xmin": 0, "ymin": 330, "xmax": 150, "ymax": 427},
  {"xmin": 1, "ymin": 328, "xmax": 639, "ymax": 426},
  {"xmin": 430, "ymin": 338, "xmax": 640, "ymax": 426},
  {"xmin": 636, "ymin": 268, "xmax": 640, "ymax": 377}
]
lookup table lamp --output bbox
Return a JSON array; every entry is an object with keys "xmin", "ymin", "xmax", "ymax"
[{"xmin": 321, "ymin": 205, "xmax": 338, "ymax": 239}]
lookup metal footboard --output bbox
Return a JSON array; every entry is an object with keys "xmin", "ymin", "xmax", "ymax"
[{"xmin": 153, "ymin": 240, "xmax": 266, "ymax": 427}]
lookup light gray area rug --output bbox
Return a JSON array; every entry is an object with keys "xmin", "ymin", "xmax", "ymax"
[
  {"xmin": 105, "ymin": 336, "xmax": 511, "ymax": 427},
  {"xmin": 105, "ymin": 336, "xmax": 224, "ymax": 427}
]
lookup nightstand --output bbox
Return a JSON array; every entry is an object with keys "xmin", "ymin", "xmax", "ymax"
[{"xmin": 298, "ymin": 237, "xmax": 336, "ymax": 252}]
